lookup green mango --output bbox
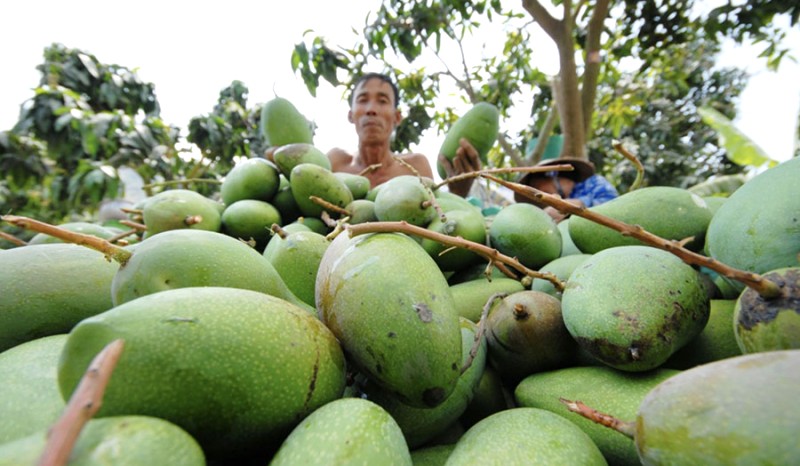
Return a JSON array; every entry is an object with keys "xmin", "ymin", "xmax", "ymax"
[
  {"xmin": 345, "ymin": 198, "xmax": 378, "ymax": 224},
  {"xmin": 27, "ymin": 221, "xmax": 117, "ymax": 245},
  {"xmin": 220, "ymin": 157, "xmax": 280, "ymax": 205},
  {"xmin": 488, "ymin": 203, "xmax": 561, "ymax": 270},
  {"xmin": 410, "ymin": 444, "xmax": 456, "ymax": 466},
  {"xmin": 434, "ymin": 189, "xmax": 483, "ymax": 215},
  {"xmin": 529, "ymin": 253, "xmax": 592, "ymax": 298},
  {"xmin": 290, "ymin": 162, "xmax": 353, "ymax": 218},
  {"xmin": 360, "ymin": 318, "xmax": 487, "ymax": 449},
  {"xmin": 706, "ymin": 156, "xmax": 800, "ymax": 293},
  {"xmin": 262, "ymin": 228, "xmax": 329, "ymax": 308},
  {"xmin": 57, "ymin": 287, "xmax": 346, "ymax": 460},
  {"xmin": 0, "ymin": 335, "xmax": 67, "ymax": 444},
  {"xmin": 110, "ymin": 229, "xmax": 311, "ymax": 313},
  {"xmin": 458, "ymin": 365, "xmax": 513, "ymax": 429},
  {"xmin": 557, "ymin": 217, "xmax": 583, "ymax": 256},
  {"xmin": 632, "ymin": 350, "xmax": 800, "ymax": 465},
  {"xmin": 449, "ymin": 276, "xmax": 525, "ymax": 322},
  {"xmin": 220, "ymin": 198, "xmax": 282, "ymax": 250},
  {"xmin": 293, "ymin": 215, "xmax": 330, "ymax": 235},
  {"xmin": 486, "ymin": 290, "xmax": 579, "ymax": 384},
  {"xmin": 665, "ymin": 299, "xmax": 741, "ymax": 369},
  {"xmin": 733, "ymin": 266, "xmax": 800, "ymax": 353},
  {"xmin": 272, "ymin": 142, "xmax": 331, "ymax": 178},
  {"xmin": 334, "ymin": 171, "xmax": 371, "ymax": 199},
  {"xmin": 142, "ymin": 188, "xmax": 221, "ymax": 236},
  {"xmin": 445, "ymin": 407, "xmax": 607, "ymax": 465},
  {"xmin": 562, "ymin": 246, "xmax": 710, "ymax": 371},
  {"xmin": 316, "ymin": 232, "xmax": 462, "ymax": 408},
  {"xmin": 260, "ymin": 96, "xmax": 314, "ymax": 147},
  {"xmin": 270, "ymin": 398, "xmax": 412, "ymax": 466},
  {"xmin": 271, "ymin": 177, "xmax": 302, "ymax": 225},
  {"xmin": 374, "ymin": 175, "xmax": 437, "ymax": 227},
  {"xmin": 421, "ymin": 208, "xmax": 486, "ymax": 273},
  {"xmin": 569, "ymin": 186, "xmax": 713, "ymax": 254},
  {"xmin": 437, "ymin": 102, "xmax": 500, "ymax": 179},
  {"xmin": 0, "ymin": 244, "xmax": 118, "ymax": 352},
  {"xmin": 515, "ymin": 365, "xmax": 679, "ymax": 466},
  {"xmin": 0, "ymin": 415, "xmax": 205, "ymax": 466}
]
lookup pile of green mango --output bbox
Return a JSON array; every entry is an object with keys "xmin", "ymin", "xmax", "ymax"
[{"xmin": 1, "ymin": 97, "xmax": 798, "ymax": 465}]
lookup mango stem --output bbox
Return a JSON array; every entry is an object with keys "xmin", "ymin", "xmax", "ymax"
[
  {"xmin": 1, "ymin": 215, "xmax": 133, "ymax": 266},
  {"xmin": 612, "ymin": 141, "xmax": 645, "ymax": 191},
  {"xmin": 560, "ymin": 398, "xmax": 636, "ymax": 439}
]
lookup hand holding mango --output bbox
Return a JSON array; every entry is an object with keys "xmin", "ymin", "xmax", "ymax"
[{"xmin": 438, "ymin": 138, "xmax": 482, "ymax": 197}]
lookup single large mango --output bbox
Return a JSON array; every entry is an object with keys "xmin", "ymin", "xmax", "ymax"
[
  {"xmin": 316, "ymin": 231, "xmax": 462, "ymax": 408},
  {"xmin": 437, "ymin": 102, "xmax": 499, "ymax": 179},
  {"xmin": 57, "ymin": 287, "xmax": 346, "ymax": 461}
]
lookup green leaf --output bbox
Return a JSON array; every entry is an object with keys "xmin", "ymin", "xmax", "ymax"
[{"xmin": 698, "ymin": 106, "xmax": 778, "ymax": 168}]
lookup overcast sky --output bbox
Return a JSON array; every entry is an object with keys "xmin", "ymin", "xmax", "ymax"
[{"xmin": 1, "ymin": 1, "xmax": 798, "ymax": 181}]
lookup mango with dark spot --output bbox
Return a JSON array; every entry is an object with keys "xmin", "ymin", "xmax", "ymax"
[
  {"xmin": 734, "ymin": 266, "xmax": 800, "ymax": 353},
  {"xmin": 316, "ymin": 231, "xmax": 462, "ymax": 408},
  {"xmin": 57, "ymin": 287, "xmax": 346, "ymax": 461},
  {"xmin": 562, "ymin": 245, "xmax": 709, "ymax": 371},
  {"xmin": 360, "ymin": 317, "xmax": 487, "ymax": 448},
  {"xmin": 486, "ymin": 290, "xmax": 580, "ymax": 384}
]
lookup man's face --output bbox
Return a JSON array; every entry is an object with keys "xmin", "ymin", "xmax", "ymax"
[{"xmin": 348, "ymin": 78, "xmax": 402, "ymax": 143}]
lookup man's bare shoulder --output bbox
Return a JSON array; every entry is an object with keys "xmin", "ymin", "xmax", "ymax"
[
  {"xmin": 396, "ymin": 152, "xmax": 434, "ymax": 178},
  {"xmin": 327, "ymin": 148, "xmax": 354, "ymax": 171}
]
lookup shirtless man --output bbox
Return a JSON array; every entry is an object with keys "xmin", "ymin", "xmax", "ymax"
[{"xmin": 328, "ymin": 72, "xmax": 478, "ymax": 197}]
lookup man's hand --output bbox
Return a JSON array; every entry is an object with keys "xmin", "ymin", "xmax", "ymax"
[{"xmin": 439, "ymin": 138, "xmax": 482, "ymax": 197}]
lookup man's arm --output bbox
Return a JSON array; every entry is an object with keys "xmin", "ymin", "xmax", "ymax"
[{"xmin": 438, "ymin": 138, "xmax": 482, "ymax": 197}]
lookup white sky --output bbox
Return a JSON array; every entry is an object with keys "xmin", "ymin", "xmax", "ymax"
[{"xmin": 1, "ymin": 1, "xmax": 798, "ymax": 183}]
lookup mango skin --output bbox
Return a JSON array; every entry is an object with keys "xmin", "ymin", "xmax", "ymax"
[
  {"xmin": 110, "ymin": 229, "xmax": 311, "ymax": 312},
  {"xmin": 449, "ymin": 277, "xmax": 525, "ymax": 322},
  {"xmin": 0, "ymin": 335, "xmax": 67, "ymax": 444},
  {"xmin": 437, "ymin": 102, "xmax": 499, "ymax": 179},
  {"xmin": 0, "ymin": 415, "xmax": 205, "ymax": 466},
  {"xmin": 290, "ymin": 163, "xmax": 354, "ymax": 218},
  {"xmin": 569, "ymin": 186, "xmax": 713, "ymax": 254},
  {"xmin": 515, "ymin": 365, "xmax": 679, "ymax": 466},
  {"xmin": 665, "ymin": 299, "xmax": 741, "ymax": 369},
  {"xmin": 705, "ymin": 156, "xmax": 800, "ymax": 293},
  {"xmin": 57, "ymin": 287, "xmax": 346, "ymax": 460},
  {"xmin": 635, "ymin": 350, "xmax": 800, "ymax": 465},
  {"xmin": 0, "ymin": 243, "xmax": 119, "ymax": 352},
  {"xmin": 445, "ymin": 407, "xmax": 607, "ymax": 465},
  {"xmin": 270, "ymin": 398, "xmax": 411, "ymax": 466},
  {"xmin": 529, "ymin": 253, "xmax": 592, "ymax": 298},
  {"xmin": 260, "ymin": 96, "xmax": 314, "ymax": 147},
  {"xmin": 361, "ymin": 318, "xmax": 487, "ymax": 449},
  {"xmin": 489, "ymin": 203, "xmax": 562, "ymax": 270},
  {"xmin": 733, "ymin": 267, "xmax": 800, "ymax": 353},
  {"xmin": 220, "ymin": 157, "xmax": 280, "ymax": 206},
  {"xmin": 141, "ymin": 188, "xmax": 222, "ymax": 236},
  {"xmin": 562, "ymin": 246, "xmax": 710, "ymax": 372},
  {"xmin": 262, "ymin": 229, "xmax": 329, "ymax": 308},
  {"xmin": 374, "ymin": 175, "xmax": 436, "ymax": 227},
  {"xmin": 273, "ymin": 142, "xmax": 331, "ymax": 177},
  {"xmin": 316, "ymin": 232, "xmax": 462, "ymax": 408},
  {"xmin": 421, "ymin": 208, "xmax": 486, "ymax": 272}
]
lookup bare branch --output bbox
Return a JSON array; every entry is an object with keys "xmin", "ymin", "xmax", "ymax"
[
  {"xmin": 483, "ymin": 174, "xmax": 782, "ymax": 299},
  {"xmin": 522, "ymin": 0, "xmax": 563, "ymax": 42},
  {"xmin": 560, "ymin": 398, "xmax": 636, "ymax": 438}
]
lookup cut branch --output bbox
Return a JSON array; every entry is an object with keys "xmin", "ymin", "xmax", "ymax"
[
  {"xmin": 559, "ymin": 398, "xmax": 636, "ymax": 438},
  {"xmin": 483, "ymin": 174, "xmax": 782, "ymax": 299},
  {"xmin": 38, "ymin": 339, "xmax": 125, "ymax": 466},
  {"xmin": 345, "ymin": 221, "xmax": 564, "ymax": 292},
  {"xmin": 613, "ymin": 141, "xmax": 645, "ymax": 191},
  {"xmin": 2, "ymin": 216, "xmax": 132, "ymax": 266}
]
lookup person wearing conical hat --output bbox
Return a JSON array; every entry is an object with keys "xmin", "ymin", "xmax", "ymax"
[{"xmin": 515, "ymin": 150, "xmax": 618, "ymax": 223}]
